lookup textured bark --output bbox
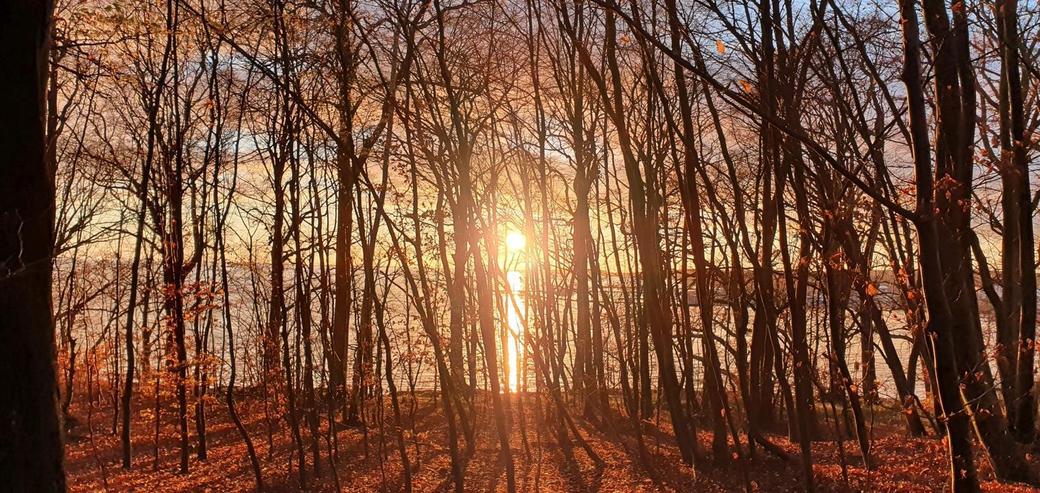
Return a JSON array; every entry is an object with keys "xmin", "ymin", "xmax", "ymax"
[
  {"xmin": 995, "ymin": 0, "xmax": 1037, "ymax": 442},
  {"xmin": 898, "ymin": 0, "xmax": 979, "ymax": 487},
  {"xmin": 0, "ymin": 0, "xmax": 66, "ymax": 488},
  {"xmin": 921, "ymin": 0, "xmax": 1035, "ymax": 482}
]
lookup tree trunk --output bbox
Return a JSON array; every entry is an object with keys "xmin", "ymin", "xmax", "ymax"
[
  {"xmin": 898, "ymin": 0, "xmax": 979, "ymax": 487},
  {"xmin": 0, "ymin": 0, "xmax": 66, "ymax": 487},
  {"xmin": 996, "ymin": 0, "xmax": 1037, "ymax": 442}
]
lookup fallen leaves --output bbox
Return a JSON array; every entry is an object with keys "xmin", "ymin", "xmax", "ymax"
[{"xmin": 63, "ymin": 395, "xmax": 1040, "ymax": 492}]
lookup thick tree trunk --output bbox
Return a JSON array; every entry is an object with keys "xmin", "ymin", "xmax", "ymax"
[
  {"xmin": 573, "ymin": 172, "xmax": 595, "ymax": 415},
  {"xmin": 921, "ymin": 0, "xmax": 1036, "ymax": 482},
  {"xmin": 898, "ymin": 0, "xmax": 979, "ymax": 487},
  {"xmin": 0, "ymin": 0, "xmax": 66, "ymax": 488},
  {"xmin": 996, "ymin": 0, "xmax": 1037, "ymax": 442}
]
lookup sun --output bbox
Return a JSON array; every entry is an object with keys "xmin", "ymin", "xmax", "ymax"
[{"xmin": 505, "ymin": 230, "xmax": 526, "ymax": 251}]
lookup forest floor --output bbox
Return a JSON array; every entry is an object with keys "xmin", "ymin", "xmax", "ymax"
[{"xmin": 64, "ymin": 391, "xmax": 1039, "ymax": 492}]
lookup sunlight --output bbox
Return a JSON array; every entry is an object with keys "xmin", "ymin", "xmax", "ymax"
[
  {"xmin": 504, "ymin": 230, "xmax": 526, "ymax": 392},
  {"xmin": 505, "ymin": 230, "xmax": 526, "ymax": 252},
  {"xmin": 506, "ymin": 270, "xmax": 524, "ymax": 393}
]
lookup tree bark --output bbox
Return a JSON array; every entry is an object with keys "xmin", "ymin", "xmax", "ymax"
[{"xmin": 0, "ymin": 0, "xmax": 66, "ymax": 488}]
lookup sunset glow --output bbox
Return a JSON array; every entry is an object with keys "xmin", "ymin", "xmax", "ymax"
[
  {"xmin": 505, "ymin": 230, "xmax": 526, "ymax": 252},
  {"xmin": 506, "ymin": 270, "xmax": 524, "ymax": 393},
  {"xmin": 20, "ymin": 0, "xmax": 1031, "ymax": 489}
]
